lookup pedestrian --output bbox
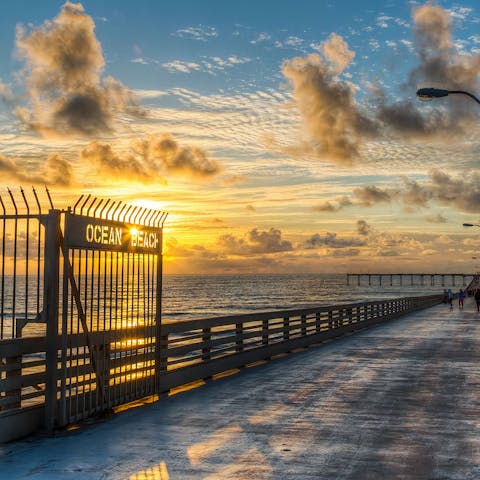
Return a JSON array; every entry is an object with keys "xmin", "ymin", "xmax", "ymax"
[
  {"xmin": 475, "ymin": 289, "xmax": 480, "ymax": 312},
  {"xmin": 447, "ymin": 288, "xmax": 454, "ymax": 310},
  {"xmin": 458, "ymin": 289, "xmax": 466, "ymax": 310}
]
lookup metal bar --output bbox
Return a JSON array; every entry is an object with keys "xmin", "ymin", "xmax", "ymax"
[
  {"xmin": 99, "ymin": 199, "xmax": 111, "ymax": 218},
  {"xmin": 116, "ymin": 203, "xmax": 127, "ymax": 222},
  {"xmin": 45, "ymin": 187, "xmax": 54, "ymax": 210},
  {"xmin": 110, "ymin": 201, "xmax": 122, "ymax": 221},
  {"xmin": 59, "ymin": 243, "xmax": 70, "ymax": 426},
  {"xmin": 155, "ymin": 230, "xmax": 163, "ymax": 391},
  {"xmin": 20, "ymin": 189, "xmax": 30, "ymax": 330},
  {"xmin": 0, "ymin": 196, "xmax": 5, "ymax": 339},
  {"xmin": 92, "ymin": 199, "xmax": 104, "ymax": 217},
  {"xmin": 79, "ymin": 194, "xmax": 91, "ymax": 215},
  {"xmin": 73, "ymin": 195, "xmax": 84, "ymax": 214},
  {"xmin": 44, "ymin": 209, "xmax": 61, "ymax": 431},
  {"xmin": 8, "ymin": 189, "xmax": 18, "ymax": 338},
  {"xmin": 123, "ymin": 205, "xmax": 134, "ymax": 223},
  {"xmin": 32, "ymin": 188, "xmax": 42, "ymax": 318},
  {"xmin": 132, "ymin": 207, "xmax": 142, "ymax": 224}
]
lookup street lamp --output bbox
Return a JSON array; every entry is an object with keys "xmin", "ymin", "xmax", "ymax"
[{"xmin": 416, "ymin": 87, "xmax": 480, "ymax": 105}]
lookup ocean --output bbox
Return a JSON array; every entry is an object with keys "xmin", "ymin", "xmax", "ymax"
[
  {"xmin": 162, "ymin": 273, "xmax": 459, "ymax": 321},
  {"xmin": 0, "ymin": 273, "xmax": 465, "ymax": 339}
]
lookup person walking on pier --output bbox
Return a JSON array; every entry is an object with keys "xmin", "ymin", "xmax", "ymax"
[
  {"xmin": 447, "ymin": 289, "xmax": 454, "ymax": 310},
  {"xmin": 475, "ymin": 289, "xmax": 480, "ymax": 312},
  {"xmin": 458, "ymin": 289, "xmax": 466, "ymax": 309}
]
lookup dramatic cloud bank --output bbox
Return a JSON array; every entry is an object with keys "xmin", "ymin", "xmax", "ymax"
[
  {"xmin": 218, "ymin": 228, "xmax": 293, "ymax": 255},
  {"xmin": 314, "ymin": 170, "xmax": 480, "ymax": 214},
  {"xmin": 282, "ymin": 34, "xmax": 378, "ymax": 164},
  {"xmin": 13, "ymin": 1, "xmax": 141, "ymax": 137},
  {"xmin": 282, "ymin": 3, "xmax": 480, "ymax": 164},
  {"xmin": 0, "ymin": 153, "xmax": 73, "ymax": 186},
  {"xmin": 81, "ymin": 134, "xmax": 220, "ymax": 182}
]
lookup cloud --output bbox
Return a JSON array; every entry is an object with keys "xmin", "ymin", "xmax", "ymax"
[
  {"xmin": 81, "ymin": 134, "xmax": 220, "ymax": 182},
  {"xmin": 12, "ymin": 1, "xmax": 141, "ymax": 137},
  {"xmin": 218, "ymin": 228, "xmax": 293, "ymax": 255},
  {"xmin": 172, "ymin": 26, "xmax": 218, "ymax": 42},
  {"xmin": 379, "ymin": 4, "xmax": 480, "ymax": 138},
  {"xmin": 0, "ymin": 153, "xmax": 73, "ymax": 186},
  {"xmin": 250, "ymin": 33, "xmax": 271, "ymax": 45},
  {"xmin": 302, "ymin": 232, "xmax": 366, "ymax": 249},
  {"xmin": 318, "ymin": 170, "xmax": 480, "ymax": 214},
  {"xmin": 398, "ymin": 177, "xmax": 432, "ymax": 206},
  {"xmin": 356, "ymin": 220, "xmax": 372, "ymax": 236},
  {"xmin": 162, "ymin": 60, "xmax": 201, "ymax": 74},
  {"xmin": 313, "ymin": 196, "xmax": 352, "ymax": 212},
  {"xmin": 353, "ymin": 185, "xmax": 391, "ymax": 206},
  {"xmin": 282, "ymin": 34, "xmax": 378, "ymax": 164},
  {"xmin": 425, "ymin": 213, "xmax": 447, "ymax": 223},
  {"xmin": 427, "ymin": 169, "xmax": 480, "ymax": 212}
]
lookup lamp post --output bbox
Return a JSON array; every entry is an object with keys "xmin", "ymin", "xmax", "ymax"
[{"xmin": 416, "ymin": 87, "xmax": 480, "ymax": 105}]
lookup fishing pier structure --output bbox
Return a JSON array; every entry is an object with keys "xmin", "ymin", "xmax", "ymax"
[{"xmin": 347, "ymin": 273, "xmax": 472, "ymax": 287}]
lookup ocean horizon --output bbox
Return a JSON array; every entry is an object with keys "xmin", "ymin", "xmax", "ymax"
[{"xmin": 162, "ymin": 273, "xmax": 463, "ymax": 321}]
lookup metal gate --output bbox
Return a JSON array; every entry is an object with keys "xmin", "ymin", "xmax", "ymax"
[{"xmin": 0, "ymin": 188, "xmax": 167, "ymax": 435}]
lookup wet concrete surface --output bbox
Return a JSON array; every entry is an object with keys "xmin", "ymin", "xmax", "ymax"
[{"xmin": 1, "ymin": 299, "xmax": 480, "ymax": 479}]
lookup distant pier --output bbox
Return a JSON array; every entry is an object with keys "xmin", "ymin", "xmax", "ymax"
[{"xmin": 346, "ymin": 273, "xmax": 473, "ymax": 287}]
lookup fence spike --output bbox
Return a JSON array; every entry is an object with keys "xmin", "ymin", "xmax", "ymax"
[
  {"xmin": 117, "ymin": 203, "xmax": 128, "ymax": 222},
  {"xmin": 112, "ymin": 201, "xmax": 122, "ymax": 220},
  {"xmin": 7, "ymin": 188, "xmax": 17, "ymax": 214},
  {"xmin": 20, "ymin": 188, "xmax": 30, "ymax": 215},
  {"xmin": 100, "ymin": 199, "xmax": 111, "ymax": 218},
  {"xmin": 152, "ymin": 211, "xmax": 162, "ymax": 226},
  {"xmin": 87, "ymin": 197, "xmax": 99, "ymax": 216},
  {"xmin": 133, "ymin": 207, "xmax": 143, "ymax": 224},
  {"xmin": 159, "ymin": 212, "xmax": 168, "ymax": 227},
  {"xmin": 79, "ymin": 194, "xmax": 91, "ymax": 215},
  {"xmin": 32, "ymin": 187, "xmax": 41, "ymax": 215},
  {"xmin": 146, "ymin": 209, "xmax": 155, "ymax": 226},
  {"xmin": 73, "ymin": 195, "xmax": 84, "ymax": 214},
  {"xmin": 139, "ymin": 208, "xmax": 149, "ymax": 225},
  {"xmin": 45, "ymin": 187, "xmax": 54, "ymax": 209},
  {"xmin": 105, "ymin": 201, "xmax": 115, "ymax": 220},
  {"xmin": 124, "ymin": 205, "xmax": 134, "ymax": 223}
]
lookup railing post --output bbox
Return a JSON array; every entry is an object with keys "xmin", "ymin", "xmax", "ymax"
[
  {"xmin": 301, "ymin": 314, "xmax": 307, "ymax": 336},
  {"xmin": 328, "ymin": 310, "xmax": 333, "ymax": 329},
  {"xmin": 202, "ymin": 327, "xmax": 211, "ymax": 361},
  {"xmin": 262, "ymin": 319, "xmax": 269, "ymax": 345},
  {"xmin": 235, "ymin": 323, "xmax": 243, "ymax": 352},
  {"xmin": 44, "ymin": 209, "xmax": 61, "ymax": 432},
  {"xmin": 158, "ymin": 331, "xmax": 169, "ymax": 392},
  {"xmin": 283, "ymin": 317, "xmax": 290, "ymax": 341},
  {"xmin": 315, "ymin": 312, "xmax": 321, "ymax": 333},
  {"xmin": 4, "ymin": 355, "xmax": 22, "ymax": 410}
]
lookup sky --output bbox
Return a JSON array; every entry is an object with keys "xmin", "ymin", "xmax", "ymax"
[{"xmin": 1, "ymin": 0, "xmax": 480, "ymax": 274}]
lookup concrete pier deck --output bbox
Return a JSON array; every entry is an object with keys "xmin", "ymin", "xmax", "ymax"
[{"xmin": 2, "ymin": 299, "xmax": 480, "ymax": 479}]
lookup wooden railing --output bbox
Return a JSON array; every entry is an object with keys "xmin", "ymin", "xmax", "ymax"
[
  {"xmin": 0, "ymin": 294, "xmax": 443, "ymax": 442},
  {"xmin": 158, "ymin": 294, "xmax": 443, "ymax": 392}
]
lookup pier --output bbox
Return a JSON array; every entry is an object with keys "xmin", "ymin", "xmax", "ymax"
[
  {"xmin": 1, "ymin": 190, "xmax": 479, "ymax": 478},
  {"xmin": 3, "ymin": 299, "xmax": 479, "ymax": 479},
  {"xmin": 347, "ymin": 273, "xmax": 472, "ymax": 287}
]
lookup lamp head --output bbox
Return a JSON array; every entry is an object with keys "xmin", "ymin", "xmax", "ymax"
[{"xmin": 416, "ymin": 87, "xmax": 450, "ymax": 101}]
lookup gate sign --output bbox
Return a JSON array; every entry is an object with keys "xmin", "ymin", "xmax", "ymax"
[{"xmin": 64, "ymin": 213, "xmax": 162, "ymax": 253}]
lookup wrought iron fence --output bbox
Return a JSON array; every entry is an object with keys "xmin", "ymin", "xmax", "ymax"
[{"xmin": 0, "ymin": 188, "xmax": 166, "ymax": 439}]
